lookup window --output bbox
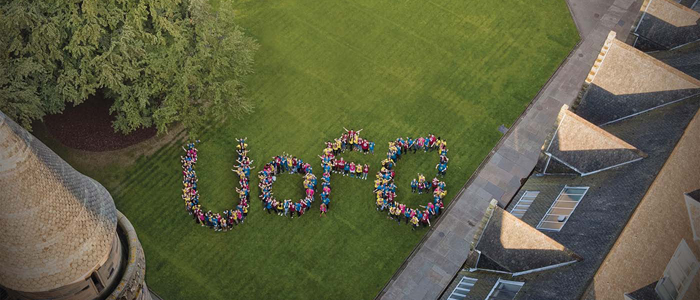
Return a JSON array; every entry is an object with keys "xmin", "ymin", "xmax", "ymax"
[
  {"xmin": 655, "ymin": 239, "xmax": 699, "ymax": 300},
  {"xmin": 536, "ymin": 186, "xmax": 588, "ymax": 231},
  {"xmin": 486, "ymin": 279, "xmax": 523, "ymax": 300},
  {"xmin": 510, "ymin": 191, "xmax": 539, "ymax": 218},
  {"xmin": 90, "ymin": 272, "xmax": 104, "ymax": 292},
  {"xmin": 447, "ymin": 276, "xmax": 477, "ymax": 300}
]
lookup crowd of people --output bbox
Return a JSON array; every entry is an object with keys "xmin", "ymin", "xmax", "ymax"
[
  {"xmin": 258, "ymin": 153, "xmax": 319, "ymax": 218},
  {"xmin": 318, "ymin": 128, "xmax": 374, "ymax": 214},
  {"xmin": 181, "ymin": 138, "xmax": 251, "ymax": 232},
  {"xmin": 323, "ymin": 127, "xmax": 375, "ymax": 155},
  {"xmin": 374, "ymin": 134, "xmax": 449, "ymax": 230},
  {"xmin": 180, "ymin": 131, "xmax": 449, "ymax": 227}
]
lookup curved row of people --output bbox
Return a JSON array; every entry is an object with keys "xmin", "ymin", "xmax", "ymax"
[
  {"xmin": 181, "ymin": 139, "xmax": 251, "ymax": 232},
  {"xmin": 374, "ymin": 134, "xmax": 449, "ymax": 230},
  {"xmin": 258, "ymin": 153, "xmax": 319, "ymax": 218}
]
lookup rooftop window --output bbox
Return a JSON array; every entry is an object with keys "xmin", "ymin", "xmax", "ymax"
[
  {"xmin": 447, "ymin": 276, "xmax": 477, "ymax": 300},
  {"xmin": 536, "ymin": 186, "xmax": 588, "ymax": 231},
  {"xmin": 486, "ymin": 279, "xmax": 524, "ymax": 300},
  {"xmin": 511, "ymin": 191, "xmax": 539, "ymax": 219}
]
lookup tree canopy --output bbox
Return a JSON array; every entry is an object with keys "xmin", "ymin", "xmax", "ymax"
[{"xmin": 0, "ymin": 0, "xmax": 258, "ymax": 135}]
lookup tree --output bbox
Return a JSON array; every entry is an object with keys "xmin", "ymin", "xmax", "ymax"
[{"xmin": 0, "ymin": 0, "xmax": 258, "ymax": 135}]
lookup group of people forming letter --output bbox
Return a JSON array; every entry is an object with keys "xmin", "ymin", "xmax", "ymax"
[
  {"xmin": 374, "ymin": 134, "xmax": 449, "ymax": 230},
  {"xmin": 181, "ymin": 139, "xmax": 251, "ymax": 232},
  {"xmin": 178, "ymin": 132, "xmax": 449, "ymax": 230},
  {"xmin": 258, "ymin": 153, "xmax": 318, "ymax": 218}
]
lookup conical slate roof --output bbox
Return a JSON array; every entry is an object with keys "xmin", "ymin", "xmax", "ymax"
[
  {"xmin": 577, "ymin": 31, "xmax": 700, "ymax": 125},
  {"xmin": 0, "ymin": 111, "xmax": 117, "ymax": 292}
]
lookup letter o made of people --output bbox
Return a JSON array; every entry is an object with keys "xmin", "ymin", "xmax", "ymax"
[
  {"xmin": 373, "ymin": 135, "xmax": 449, "ymax": 229},
  {"xmin": 258, "ymin": 154, "xmax": 317, "ymax": 218}
]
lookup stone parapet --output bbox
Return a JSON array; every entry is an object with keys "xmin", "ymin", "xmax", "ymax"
[{"xmin": 108, "ymin": 211, "xmax": 152, "ymax": 300}]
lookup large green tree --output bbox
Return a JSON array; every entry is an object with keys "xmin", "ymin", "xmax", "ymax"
[{"xmin": 0, "ymin": 0, "xmax": 258, "ymax": 134}]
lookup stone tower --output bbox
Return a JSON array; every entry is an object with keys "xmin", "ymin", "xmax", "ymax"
[{"xmin": 0, "ymin": 111, "xmax": 152, "ymax": 300}]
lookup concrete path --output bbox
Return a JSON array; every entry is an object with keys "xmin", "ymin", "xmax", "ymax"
[{"xmin": 377, "ymin": 0, "xmax": 644, "ymax": 299}]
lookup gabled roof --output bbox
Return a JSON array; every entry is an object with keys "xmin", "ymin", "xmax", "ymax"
[
  {"xmin": 577, "ymin": 31, "xmax": 700, "ymax": 125},
  {"xmin": 468, "ymin": 205, "xmax": 581, "ymax": 275},
  {"xmin": 545, "ymin": 108, "xmax": 647, "ymax": 176},
  {"xmin": 634, "ymin": 0, "xmax": 700, "ymax": 50}
]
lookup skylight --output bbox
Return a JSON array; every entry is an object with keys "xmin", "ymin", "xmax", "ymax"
[
  {"xmin": 486, "ymin": 279, "xmax": 524, "ymax": 300},
  {"xmin": 510, "ymin": 191, "xmax": 539, "ymax": 219},
  {"xmin": 447, "ymin": 276, "xmax": 477, "ymax": 300},
  {"xmin": 536, "ymin": 186, "xmax": 588, "ymax": 231}
]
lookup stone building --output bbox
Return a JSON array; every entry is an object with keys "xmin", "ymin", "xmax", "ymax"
[
  {"xmin": 439, "ymin": 1, "xmax": 700, "ymax": 299},
  {"xmin": 0, "ymin": 110, "xmax": 151, "ymax": 300}
]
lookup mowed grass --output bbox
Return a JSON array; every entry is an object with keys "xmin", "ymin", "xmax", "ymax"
[{"xmin": 110, "ymin": 1, "xmax": 577, "ymax": 299}]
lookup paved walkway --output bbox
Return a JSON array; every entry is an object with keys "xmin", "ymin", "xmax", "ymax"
[{"xmin": 378, "ymin": 0, "xmax": 644, "ymax": 299}]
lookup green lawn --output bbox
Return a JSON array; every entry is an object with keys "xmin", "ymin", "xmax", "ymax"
[{"xmin": 109, "ymin": 1, "xmax": 578, "ymax": 299}]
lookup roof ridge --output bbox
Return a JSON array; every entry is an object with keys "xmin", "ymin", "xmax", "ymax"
[{"xmin": 611, "ymin": 38, "xmax": 700, "ymax": 87}]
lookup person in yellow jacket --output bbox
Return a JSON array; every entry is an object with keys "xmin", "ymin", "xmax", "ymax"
[{"xmin": 410, "ymin": 216, "xmax": 419, "ymax": 230}]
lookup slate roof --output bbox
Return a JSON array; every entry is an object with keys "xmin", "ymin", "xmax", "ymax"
[
  {"xmin": 441, "ymin": 30, "xmax": 700, "ymax": 298},
  {"xmin": 651, "ymin": 40, "xmax": 700, "ymax": 80},
  {"xmin": 468, "ymin": 207, "xmax": 581, "ymax": 274},
  {"xmin": 455, "ymin": 91, "xmax": 700, "ymax": 300},
  {"xmin": 634, "ymin": 0, "xmax": 700, "ymax": 50},
  {"xmin": 576, "ymin": 34, "xmax": 700, "ymax": 125},
  {"xmin": 544, "ymin": 109, "xmax": 646, "ymax": 175}
]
